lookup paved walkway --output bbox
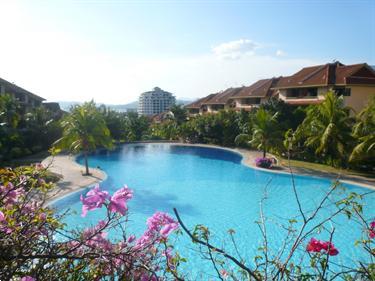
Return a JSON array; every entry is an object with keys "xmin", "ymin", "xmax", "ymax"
[
  {"xmin": 237, "ymin": 148, "xmax": 375, "ymax": 189},
  {"xmin": 42, "ymin": 154, "xmax": 106, "ymax": 203}
]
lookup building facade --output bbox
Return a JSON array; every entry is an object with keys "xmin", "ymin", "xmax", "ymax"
[
  {"xmin": 185, "ymin": 62, "xmax": 375, "ymax": 115},
  {"xmin": 0, "ymin": 77, "xmax": 45, "ymax": 112},
  {"xmin": 138, "ymin": 87, "xmax": 176, "ymax": 116},
  {"xmin": 273, "ymin": 62, "xmax": 375, "ymax": 113}
]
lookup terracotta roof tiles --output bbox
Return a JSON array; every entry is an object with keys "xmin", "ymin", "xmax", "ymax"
[
  {"xmin": 232, "ymin": 78, "xmax": 280, "ymax": 98},
  {"xmin": 274, "ymin": 62, "xmax": 375, "ymax": 88}
]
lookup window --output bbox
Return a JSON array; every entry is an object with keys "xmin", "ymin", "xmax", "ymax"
[
  {"xmin": 334, "ymin": 87, "xmax": 351, "ymax": 97},
  {"xmin": 306, "ymin": 88, "xmax": 318, "ymax": 97}
]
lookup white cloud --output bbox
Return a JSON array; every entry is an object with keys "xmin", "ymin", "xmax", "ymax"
[
  {"xmin": 212, "ymin": 39, "xmax": 259, "ymax": 60},
  {"xmin": 276, "ymin": 49, "xmax": 287, "ymax": 57}
]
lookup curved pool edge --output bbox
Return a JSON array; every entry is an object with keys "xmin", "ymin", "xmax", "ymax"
[
  {"xmin": 47, "ymin": 143, "xmax": 374, "ymax": 207},
  {"xmin": 42, "ymin": 154, "xmax": 108, "ymax": 206},
  {"xmin": 130, "ymin": 142, "xmax": 375, "ymax": 190}
]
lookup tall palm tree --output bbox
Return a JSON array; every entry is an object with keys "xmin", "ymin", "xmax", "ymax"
[
  {"xmin": 54, "ymin": 101, "xmax": 113, "ymax": 175},
  {"xmin": 249, "ymin": 108, "xmax": 281, "ymax": 157},
  {"xmin": 295, "ymin": 91, "xmax": 353, "ymax": 166},
  {"xmin": 349, "ymin": 96, "xmax": 375, "ymax": 162}
]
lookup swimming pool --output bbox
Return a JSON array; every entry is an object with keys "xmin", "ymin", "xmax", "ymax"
[{"xmin": 53, "ymin": 143, "xmax": 374, "ymax": 278}]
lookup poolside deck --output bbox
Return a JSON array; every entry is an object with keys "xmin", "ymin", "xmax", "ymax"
[{"xmin": 42, "ymin": 154, "xmax": 106, "ymax": 203}]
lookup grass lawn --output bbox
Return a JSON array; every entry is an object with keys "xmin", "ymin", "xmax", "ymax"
[{"xmin": 279, "ymin": 158, "xmax": 375, "ymax": 179}]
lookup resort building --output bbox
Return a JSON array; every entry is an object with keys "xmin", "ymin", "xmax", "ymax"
[
  {"xmin": 185, "ymin": 94, "xmax": 216, "ymax": 115},
  {"xmin": 200, "ymin": 87, "xmax": 242, "ymax": 113},
  {"xmin": 186, "ymin": 62, "xmax": 375, "ymax": 115},
  {"xmin": 272, "ymin": 62, "xmax": 375, "ymax": 113},
  {"xmin": 138, "ymin": 87, "xmax": 176, "ymax": 116},
  {"xmin": 0, "ymin": 77, "xmax": 45, "ymax": 112},
  {"xmin": 231, "ymin": 78, "xmax": 280, "ymax": 111}
]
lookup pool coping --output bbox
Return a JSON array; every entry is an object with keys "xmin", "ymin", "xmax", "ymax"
[{"xmin": 44, "ymin": 142, "xmax": 374, "ymax": 205}]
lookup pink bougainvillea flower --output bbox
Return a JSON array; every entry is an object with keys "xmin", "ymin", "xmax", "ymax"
[
  {"xmin": 146, "ymin": 212, "xmax": 177, "ymax": 231},
  {"xmin": 80, "ymin": 185, "xmax": 109, "ymax": 217},
  {"xmin": 108, "ymin": 186, "xmax": 133, "ymax": 216},
  {"xmin": 136, "ymin": 212, "xmax": 179, "ymax": 247},
  {"xmin": 35, "ymin": 163, "xmax": 44, "ymax": 170},
  {"xmin": 127, "ymin": 235, "xmax": 136, "ymax": 243},
  {"xmin": 160, "ymin": 222, "xmax": 179, "ymax": 237},
  {"xmin": 306, "ymin": 238, "xmax": 322, "ymax": 252},
  {"xmin": 21, "ymin": 276, "xmax": 35, "ymax": 281},
  {"xmin": 369, "ymin": 220, "xmax": 375, "ymax": 239},
  {"xmin": 0, "ymin": 211, "xmax": 5, "ymax": 222},
  {"xmin": 39, "ymin": 213, "xmax": 47, "ymax": 221},
  {"xmin": 220, "ymin": 269, "xmax": 229, "ymax": 279},
  {"xmin": 306, "ymin": 238, "xmax": 339, "ymax": 256}
]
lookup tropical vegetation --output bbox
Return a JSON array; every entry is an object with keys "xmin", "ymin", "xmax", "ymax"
[
  {"xmin": 54, "ymin": 101, "xmax": 113, "ymax": 175},
  {"xmin": 0, "ymin": 94, "xmax": 62, "ymax": 163}
]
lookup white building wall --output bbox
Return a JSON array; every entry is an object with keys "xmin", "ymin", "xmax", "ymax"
[{"xmin": 138, "ymin": 87, "xmax": 176, "ymax": 116}]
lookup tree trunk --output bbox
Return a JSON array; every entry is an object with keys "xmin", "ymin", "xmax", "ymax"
[
  {"xmin": 263, "ymin": 141, "xmax": 266, "ymax": 158},
  {"xmin": 84, "ymin": 150, "xmax": 90, "ymax": 175}
]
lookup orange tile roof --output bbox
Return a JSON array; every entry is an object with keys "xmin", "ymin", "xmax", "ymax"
[
  {"xmin": 185, "ymin": 93, "xmax": 217, "ymax": 109},
  {"xmin": 202, "ymin": 87, "xmax": 243, "ymax": 105},
  {"xmin": 274, "ymin": 62, "xmax": 375, "ymax": 88},
  {"xmin": 232, "ymin": 78, "xmax": 280, "ymax": 98}
]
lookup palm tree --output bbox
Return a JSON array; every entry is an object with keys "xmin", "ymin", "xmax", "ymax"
[
  {"xmin": 349, "ymin": 97, "xmax": 375, "ymax": 162},
  {"xmin": 54, "ymin": 101, "xmax": 113, "ymax": 175},
  {"xmin": 249, "ymin": 108, "xmax": 281, "ymax": 157},
  {"xmin": 295, "ymin": 91, "xmax": 353, "ymax": 166}
]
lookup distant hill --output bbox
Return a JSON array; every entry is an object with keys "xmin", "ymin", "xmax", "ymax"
[{"xmin": 58, "ymin": 99, "xmax": 191, "ymax": 112}]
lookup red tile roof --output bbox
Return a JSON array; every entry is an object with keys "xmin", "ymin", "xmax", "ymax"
[
  {"xmin": 185, "ymin": 93, "xmax": 217, "ymax": 109},
  {"xmin": 274, "ymin": 62, "xmax": 375, "ymax": 89},
  {"xmin": 232, "ymin": 77, "xmax": 281, "ymax": 98},
  {"xmin": 202, "ymin": 87, "xmax": 243, "ymax": 105}
]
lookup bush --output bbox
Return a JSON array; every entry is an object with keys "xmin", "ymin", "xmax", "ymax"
[
  {"xmin": 0, "ymin": 165, "xmax": 181, "ymax": 280},
  {"xmin": 255, "ymin": 157, "xmax": 273, "ymax": 168}
]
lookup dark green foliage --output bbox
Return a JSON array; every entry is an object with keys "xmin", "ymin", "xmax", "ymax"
[
  {"xmin": 350, "ymin": 96, "xmax": 375, "ymax": 166},
  {"xmin": 294, "ymin": 92, "xmax": 354, "ymax": 167},
  {"xmin": 170, "ymin": 104, "xmax": 188, "ymax": 125},
  {"xmin": 261, "ymin": 97, "xmax": 306, "ymax": 131},
  {"xmin": 124, "ymin": 112, "xmax": 150, "ymax": 141},
  {"xmin": 178, "ymin": 109, "xmax": 245, "ymax": 146},
  {"xmin": 54, "ymin": 101, "xmax": 113, "ymax": 175},
  {"xmin": 0, "ymin": 94, "xmax": 62, "ymax": 162}
]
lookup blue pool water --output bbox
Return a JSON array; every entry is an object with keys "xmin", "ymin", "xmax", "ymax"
[{"xmin": 53, "ymin": 143, "xmax": 374, "ymax": 278}]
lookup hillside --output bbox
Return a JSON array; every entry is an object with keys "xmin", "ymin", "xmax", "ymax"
[{"xmin": 58, "ymin": 99, "xmax": 191, "ymax": 112}]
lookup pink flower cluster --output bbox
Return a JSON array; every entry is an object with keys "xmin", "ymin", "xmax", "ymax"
[
  {"xmin": 306, "ymin": 238, "xmax": 339, "ymax": 256},
  {"xmin": 136, "ymin": 212, "xmax": 179, "ymax": 248},
  {"xmin": 80, "ymin": 185, "xmax": 133, "ymax": 217},
  {"xmin": 255, "ymin": 157, "xmax": 273, "ymax": 168},
  {"xmin": 369, "ymin": 220, "xmax": 375, "ymax": 239}
]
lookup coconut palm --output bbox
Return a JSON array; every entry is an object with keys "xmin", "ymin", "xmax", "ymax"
[
  {"xmin": 54, "ymin": 101, "xmax": 113, "ymax": 175},
  {"xmin": 349, "ymin": 96, "xmax": 375, "ymax": 162},
  {"xmin": 295, "ymin": 91, "xmax": 353, "ymax": 166},
  {"xmin": 249, "ymin": 108, "xmax": 282, "ymax": 157}
]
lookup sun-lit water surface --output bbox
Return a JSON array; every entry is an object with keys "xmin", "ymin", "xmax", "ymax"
[{"xmin": 53, "ymin": 144, "xmax": 374, "ymax": 278}]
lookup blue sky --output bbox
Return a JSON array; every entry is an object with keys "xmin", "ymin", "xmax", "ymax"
[{"xmin": 0, "ymin": 0, "xmax": 374, "ymax": 103}]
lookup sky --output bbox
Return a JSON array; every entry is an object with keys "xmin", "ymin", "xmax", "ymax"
[{"xmin": 0, "ymin": 0, "xmax": 374, "ymax": 104}]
